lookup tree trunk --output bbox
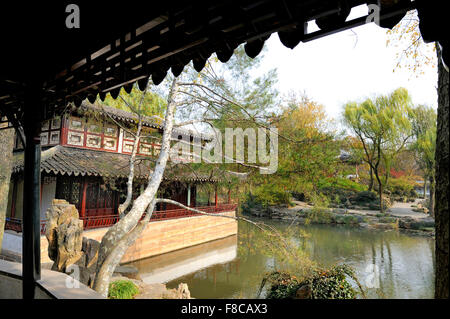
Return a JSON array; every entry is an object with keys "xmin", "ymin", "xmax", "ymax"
[
  {"xmin": 0, "ymin": 125, "xmax": 15, "ymax": 253},
  {"xmin": 429, "ymin": 175, "xmax": 435, "ymax": 217},
  {"xmin": 374, "ymin": 168, "xmax": 384, "ymax": 214},
  {"xmin": 368, "ymin": 165, "xmax": 374, "ymax": 191},
  {"xmin": 423, "ymin": 177, "xmax": 427, "ymax": 199},
  {"xmin": 93, "ymin": 79, "xmax": 179, "ymax": 297},
  {"xmin": 379, "ymin": 184, "xmax": 384, "ymax": 215},
  {"xmin": 435, "ymin": 44, "xmax": 449, "ymax": 299}
]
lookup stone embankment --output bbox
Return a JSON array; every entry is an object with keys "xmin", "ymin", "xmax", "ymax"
[{"xmin": 247, "ymin": 200, "xmax": 435, "ymax": 236}]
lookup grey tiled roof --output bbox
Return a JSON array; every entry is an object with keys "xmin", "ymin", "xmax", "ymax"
[{"xmin": 12, "ymin": 145, "xmax": 220, "ymax": 182}]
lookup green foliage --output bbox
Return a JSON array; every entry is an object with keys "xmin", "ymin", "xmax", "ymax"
[
  {"xmin": 303, "ymin": 209, "xmax": 335, "ymax": 224},
  {"xmin": 343, "ymin": 88, "xmax": 414, "ymax": 212},
  {"xmin": 410, "ymin": 105, "xmax": 437, "ymax": 189},
  {"xmin": 100, "ymin": 85, "xmax": 167, "ymax": 118},
  {"xmin": 378, "ymin": 216, "xmax": 398, "ymax": 224},
  {"xmin": 240, "ymin": 193, "xmax": 266, "ymax": 213},
  {"xmin": 262, "ymin": 265, "xmax": 361, "ymax": 299},
  {"xmin": 318, "ymin": 177, "xmax": 367, "ymax": 193},
  {"xmin": 108, "ymin": 280, "xmax": 140, "ymax": 299},
  {"xmin": 353, "ymin": 190, "xmax": 378, "ymax": 203},
  {"xmin": 335, "ymin": 215, "xmax": 360, "ymax": 225},
  {"xmin": 387, "ymin": 176, "xmax": 418, "ymax": 197},
  {"xmin": 246, "ymin": 184, "xmax": 292, "ymax": 208}
]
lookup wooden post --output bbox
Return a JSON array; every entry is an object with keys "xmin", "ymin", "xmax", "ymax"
[
  {"xmin": 80, "ymin": 179, "xmax": 88, "ymax": 219},
  {"xmin": 227, "ymin": 188, "xmax": 231, "ymax": 204},
  {"xmin": 215, "ymin": 186, "xmax": 218, "ymax": 209},
  {"xmin": 22, "ymin": 83, "xmax": 42, "ymax": 299},
  {"xmin": 187, "ymin": 185, "xmax": 191, "ymax": 207}
]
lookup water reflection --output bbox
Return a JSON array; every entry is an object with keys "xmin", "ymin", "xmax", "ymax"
[
  {"xmin": 130, "ymin": 235, "xmax": 238, "ymax": 284},
  {"xmin": 129, "ymin": 219, "xmax": 435, "ymax": 299}
]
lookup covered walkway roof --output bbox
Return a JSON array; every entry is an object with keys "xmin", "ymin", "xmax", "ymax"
[
  {"xmin": 2, "ymin": 0, "xmax": 444, "ymax": 127},
  {"xmin": 12, "ymin": 145, "xmax": 222, "ymax": 182}
]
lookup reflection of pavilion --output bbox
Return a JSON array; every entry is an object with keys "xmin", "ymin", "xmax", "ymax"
[{"xmin": 129, "ymin": 235, "xmax": 238, "ymax": 284}]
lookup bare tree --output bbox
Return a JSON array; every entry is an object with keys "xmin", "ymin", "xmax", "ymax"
[
  {"xmin": 92, "ymin": 78, "xmax": 180, "ymax": 296},
  {"xmin": 91, "ymin": 50, "xmax": 283, "ymax": 296}
]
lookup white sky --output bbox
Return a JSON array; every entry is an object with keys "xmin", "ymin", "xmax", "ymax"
[{"xmin": 252, "ymin": 5, "xmax": 438, "ymax": 122}]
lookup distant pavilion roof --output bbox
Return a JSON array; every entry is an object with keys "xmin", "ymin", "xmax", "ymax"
[{"xmin": 12, "ymin": 145, "xmax": 221, "ymax": 182}]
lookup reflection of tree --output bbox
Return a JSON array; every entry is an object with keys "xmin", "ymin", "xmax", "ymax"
[
  {"xmin": 236, "ymin": 220, "xmax": 316, "ymax": 278},
  {"xmin": 168, "ymin": 222, "xmax": 434, "ymax": 298}
]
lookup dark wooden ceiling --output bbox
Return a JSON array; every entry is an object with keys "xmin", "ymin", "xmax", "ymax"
[{"xmin": 1, "ymin": 0, "xmax": 444, "ymax": 126}]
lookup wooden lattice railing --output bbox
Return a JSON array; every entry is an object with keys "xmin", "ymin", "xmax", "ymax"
[{"xmin": 4, "ymin": 203, "xmax": 237, "ymax": 233}]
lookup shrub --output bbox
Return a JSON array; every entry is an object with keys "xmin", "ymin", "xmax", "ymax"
[
  {"xmin": 261, "ymin": 265, "xmax": 362, "ymax": 299},
  {"xmin": 242, "ymin": 184, "xmax": 292, "ymax": 209},
  {"xmin": 353, "ymin": 190, "xmax": 377, "ymax": 203},
  {"xmin": 318, "ymin": 177, "xmax": 367, "ymax": 192},
  {"xmin": 387, "ymin": 177, "xmax": 418, "ymax": 198},
  {"xmin": 335, "ymin": 215, "xmax": 360, "ymax": 225},
  {"xmin": 108, "ymin": 280, "xmax": 140, "ymax": 299}
]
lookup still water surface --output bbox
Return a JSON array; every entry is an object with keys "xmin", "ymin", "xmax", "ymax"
[{"xmin": 129, "ymin": 219, "xmax": 435, "ymax": 299}]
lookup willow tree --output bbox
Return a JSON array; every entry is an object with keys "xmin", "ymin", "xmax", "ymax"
[
  {"xmin": 410, "ymin": 105, "xmax": 437, "ymax": 215},
  {"xmin": 343, "ymin": 88, "xmax": 413, "ymax": 214}
]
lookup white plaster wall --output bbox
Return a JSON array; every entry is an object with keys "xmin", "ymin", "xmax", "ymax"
[
  {"xmin": 14, "ymin": 180, "xmax": 24, "ymax": 219},
  {"xmin": 1, "ymin": 232, "xmax": 22, "ymax": 255},
  {"xmin": 118, "ymin": 128, "xmax": 124, "ymax": 153},
  {"xmin": 41, "ymin": 179, "xmax": 57, "ymax": 219}
]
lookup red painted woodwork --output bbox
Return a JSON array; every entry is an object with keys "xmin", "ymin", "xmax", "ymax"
[
  {"xmin": 5, "ymin": 204, "xmax": 237, "ymax": 234},
  {"xmin": 80, "ymin": 181, "xmax": 87, "ymax": 218},
  {"xmin": 215, "ymin": 187, "xmax": 218, "ymax": 208},
  {"xmin": 61, "ymin": 115, "xmax": 119, "ymax": 153}
]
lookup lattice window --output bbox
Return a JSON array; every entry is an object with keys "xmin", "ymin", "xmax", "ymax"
[
  {"xmin": 67, "ymin": 131, "xmax": 84, "ymax": 146},
  {"xmin": 71, "ymin": 182, "xmax": 81, "ymax": 205},
  {"xmin": 103, "ymin": 137, "xmax": 117, "ymax": 150},
  {"xmin": 56, "ymin": 176, "xmax": 82, "ymax": 211},
  {"xmin": 153, "ymin": 144, "xmax": 161, "ymax": 156},
  {"xmin": 86, "ymin": 135, "xmax": 101, "ymax": 148},
  {"xmin": 65, "ymin": 116, "xmax": 118, "ymax": 151},
  {"xmin": 87, "ymin": 183, "xmax": 99, "ymax": 209},
  {"xmin": 41, "ymin": 116, "xmax": 61, "ymax": 146}
]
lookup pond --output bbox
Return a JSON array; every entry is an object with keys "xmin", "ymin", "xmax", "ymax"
[{"xmin": 128, "ymin": 219, "xmax": 435, "ymax": 299}]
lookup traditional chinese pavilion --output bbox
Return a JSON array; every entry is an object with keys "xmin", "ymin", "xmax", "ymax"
[{"xmin": 5, "ymin": 102, "xmax": 230, "ymax": 234}]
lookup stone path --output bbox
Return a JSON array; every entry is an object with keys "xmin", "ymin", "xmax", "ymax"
[
  {"xmin": 387, "ymin": 199, "xmax": 429, "ymax": 219},
  {"xmin": 291, "ymin": 199, "xmax": 431, "ymax": 220}
]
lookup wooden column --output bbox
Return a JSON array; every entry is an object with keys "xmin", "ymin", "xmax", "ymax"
[
  {"xmin": 22, "ymin": 83, "xmax": 42, "ymax": 299},
  {"xmin": 214, "ymin": 186, "xmax": 218, "ymax": 209},
  {"xmin": 80, "ymin": 178, "xmax": 88, "ymax": 219},
  {"xmin": 187, "ymin": 185, "xmax": 191, "ymax": 207}
]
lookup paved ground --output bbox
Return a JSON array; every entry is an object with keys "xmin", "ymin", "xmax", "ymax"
[
  {"xmin": 388, "ymin": 199, "xmax": 429, "ymax": 219},
  {"xmin": 291, "ymin": 199, "xmax": 431, "ymax": 220}
]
